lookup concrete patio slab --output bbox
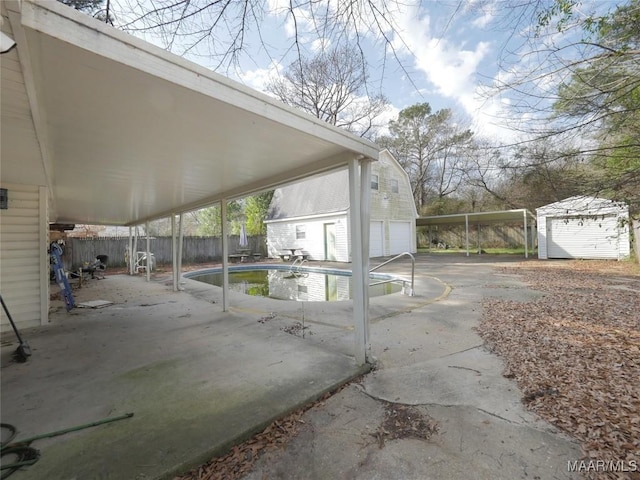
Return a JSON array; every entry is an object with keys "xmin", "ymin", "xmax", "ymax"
[
  {"xmin": 1, "ymin": 254, "xmax": 583, "ymax": 479},
  {"xmin": 241, "ymin": 254, "xmax": 583, "ymax": 480},
  {"xmin": 1, "ymin": 273, "xmax": 369, "ymax": 479}
]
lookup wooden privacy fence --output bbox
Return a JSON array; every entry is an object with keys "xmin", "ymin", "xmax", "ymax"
[
  {"xmin": 63, "ymin": 235, "xmax": 267, "ymax": 269},
  {"xmin": 417, "ymin": 224, "xmax": 531, "ymax": 249}
]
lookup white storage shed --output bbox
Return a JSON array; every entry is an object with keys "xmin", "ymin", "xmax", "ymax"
[{"xmin": 537, "ymin": 196, "xmax": 630, "ymax": 260}]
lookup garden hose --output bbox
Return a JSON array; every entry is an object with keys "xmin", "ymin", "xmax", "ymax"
[
  {"xmin": 1, "ymin": 424, "xmax": 39, "ymax": 480},
  {"xmin": 1, "ymin": 445, "xmax": 40, "ymax": 479},
  {"xmin": 0, "ymin": 413, "xmax": 133, "ymax": 478}
]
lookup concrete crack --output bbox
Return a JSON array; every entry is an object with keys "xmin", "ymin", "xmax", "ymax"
[
  {"xmin": 441, "ymin": 344, "xmax": 484, "ymax": 357},
  {"xmin": 354, "ymin": 384, "xmax": 524, "ymax": 426}
]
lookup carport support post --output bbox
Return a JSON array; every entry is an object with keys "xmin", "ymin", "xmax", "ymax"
[
  {"xmin": 465, "ymin": 214, "xmax": 470, "ymax": 257},
  {"xmin": 128, "ymin": 227, "xmax": 134, "ymax": 275},
  {"xmin": 171, "ymin": 213, "xmax": 178, "ymax": 292},
  {"xmin": 145, "ymin": 221, "xmax": 151, "ymax": 282},
  {"xmin": 349, "ymin": 158, "xmax": 368, "ymax": 366},
  {"xmin": 177, "ymin": 213, "xmax": 184, "ymax": 289},
  {"xmin": 523, "ymin": 210, "xmax": 529, "ymax": 259},
  {"xmin": 221, "ymin": 200, "xmax": 229, "ymax": 312},
  {"xmin": 360, "ymin": 159, "xmax": 372, "ymax": 357},
  {"xmin": 171, "ymin": 214, "xmax": 184, "ymax": 291},
  {"xmin": 171, "ymin": 215, "xmax": 178, "ymax": 291},
  {"xmin": 133, "ymin": 226, "xmax": 139, "ymax": 273}
]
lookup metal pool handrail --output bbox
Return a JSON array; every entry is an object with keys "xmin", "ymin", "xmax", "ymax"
[
  {"xmin": 369, "ymin": 252, "xmax": 415, "ymax": 296},
  {"xmin": 289, "ymin": 257, "xmax": 309, "ymax": 276}
]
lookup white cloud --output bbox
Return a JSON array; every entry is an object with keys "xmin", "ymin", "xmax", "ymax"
[
  {"xmin": 236, "ymin": 63, "xmax": 282, "ymax": 93},
  {"xmin": 393, "ymin": 6, "xmax": 488, "ymax": 99},
  {"xmin": 386, "ymin": 5, "xmax": 526, "ymax": 141}
]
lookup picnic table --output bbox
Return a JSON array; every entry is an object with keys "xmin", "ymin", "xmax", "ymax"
[
  {"xmin": 280, "ymin": 248, "xmax": 307, "ymax": 261},
  {"xmin": 229, "ymin": 249, "xmax": 262, "ymax": 263}
]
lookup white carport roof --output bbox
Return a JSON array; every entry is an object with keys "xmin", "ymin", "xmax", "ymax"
[
  {"xmin": 416, "ymin": 209, "xmax": 536, "ymax": 258},
  {"xmin": 1, "ymin": 0, "xmax": 378, "ymax": 226},
  {"xmin": 416, "ymin": 209, "xmax": 535, "ymax": 227}
]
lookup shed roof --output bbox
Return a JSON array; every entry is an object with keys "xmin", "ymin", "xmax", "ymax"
[
  {"xmin": 0, "ymin": 0, "xmax": 378, "ymax": 226},
  {"xmin": 536, "ymin": 196, "xmax": 629, "ymax": 217}
]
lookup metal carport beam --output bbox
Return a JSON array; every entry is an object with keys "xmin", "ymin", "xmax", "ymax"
[{"xmin": 221, "ymin": 200, "xmax": 229, "ymax": 312}]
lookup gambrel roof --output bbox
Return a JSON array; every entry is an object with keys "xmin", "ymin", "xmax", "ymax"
[{"xmin": 266, "ymin": 169, "xmax": 351, "ymax": 221}]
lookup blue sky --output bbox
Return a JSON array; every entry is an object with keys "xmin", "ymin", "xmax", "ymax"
[{"xmin": 112, "ymin": 0, "xmax": 620, "ymax": 142}]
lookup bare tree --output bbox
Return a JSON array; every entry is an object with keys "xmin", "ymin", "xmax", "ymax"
[
  {"xmin": 266, "ymin": 45, "xmax": 389, "ymax": 138},
  {"xmin": 58, "ymin": 0, "xmax": 103, "ymax": 12},
  {"xmin": 477, "ymin": 1, "xmax": 639, "ymax": 191},
  {"xmin": 106, "ymin": 0, "xmax": 413, "ymax": 79},
  {"xmin": 468, "ymin": 0, "xmax": 640, "ymax": 259}
]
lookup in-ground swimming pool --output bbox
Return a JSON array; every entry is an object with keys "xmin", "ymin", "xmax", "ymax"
[{"xmin": 184, "ymin": 265, "xmax": 403, "ymax": 301}]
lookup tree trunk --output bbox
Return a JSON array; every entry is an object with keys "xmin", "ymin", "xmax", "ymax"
[{"xmin": 632, "ymin": 217, "xmax": 640, "ymax": 264}]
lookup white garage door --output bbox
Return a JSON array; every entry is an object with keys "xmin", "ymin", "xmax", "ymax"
[
  {"xmin": 369, "ymin": 221, "xmax": 384, "ymax": 257},
  {"xmin": 389, "ymin": 221, "xmax": 412, "ymax": 255},
  {"xmin": 547, "ymin": 215, "xmax": 619, "ymax": 259}
]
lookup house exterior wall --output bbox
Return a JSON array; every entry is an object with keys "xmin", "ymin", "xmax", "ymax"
[
  {"xmin": 266, "ymin": 150, "xmax": 417, "ymax": 261},
  {"xmin": 0, "ymin": 183, "xmax": 49, "ymax": 332},
  {"xmin": 370, "ymin": 151, "xmax": 417, "ymax": 256},
  {"xmin": 537, "ymin": 197, "xmax": 630, "ymax": 260},
  {"xmin": 266, "ymin": 213, "xmax": 349, "ymax": 261}
]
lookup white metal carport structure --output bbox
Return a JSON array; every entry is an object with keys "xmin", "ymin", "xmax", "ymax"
[
  {"xmin": 417, "ymin": 209, "xmax": 537, "ymax": 258},
  {"xmin": 0, "ymin": 0, "xmax": 375, "ymax": 364}
]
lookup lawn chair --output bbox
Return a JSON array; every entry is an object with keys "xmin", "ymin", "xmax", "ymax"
[{"xmin": 81, "ymin": 254, "xmax": 108, "ymax": 279}]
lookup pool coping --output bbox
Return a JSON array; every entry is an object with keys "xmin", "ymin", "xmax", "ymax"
[
  {"xmin": 182, "ymin": 263, "xmax": 399, "ymax": 281},
  {"xmin": 182, "ymin": 263, "xmax": 408, "ymax": 301}
]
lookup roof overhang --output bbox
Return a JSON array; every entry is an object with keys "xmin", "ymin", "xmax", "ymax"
[
  {"xmin": 1, "ymin": 0, "xmax": 378, "ymax": 226},
  {"xmin": 417, "ymin": 209, "xmax": 536, "ymax": 227}
]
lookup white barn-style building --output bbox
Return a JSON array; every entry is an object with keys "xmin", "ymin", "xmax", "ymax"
[
  {"xmin": 537, "ymin": 196, "xmax": 630, "ymax": 260},
  {"xmin": 265, "ymin": 150, "xmax": 418, "ymax": 261}
]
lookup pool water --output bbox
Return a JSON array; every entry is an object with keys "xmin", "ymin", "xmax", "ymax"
[{"xmin": 189, "ymin": 268, "xmax": 402, "ymax": 301}]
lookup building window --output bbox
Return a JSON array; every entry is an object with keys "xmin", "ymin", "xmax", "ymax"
[
  {"xmin": 391, "ymin": 178, "xmax": 399, "ymax": 193},
  {"xmin": 296, "ymin": 224, "xmax": 306, "ymax": 239},
  {"xmin": 371, "ymin": 174, "xmax": 379, "ymax": 190}
]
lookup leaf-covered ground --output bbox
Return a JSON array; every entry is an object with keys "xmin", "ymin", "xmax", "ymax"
[{"xmin": 477, "ymin": 260, "xmax": 640, "ymax": 479}]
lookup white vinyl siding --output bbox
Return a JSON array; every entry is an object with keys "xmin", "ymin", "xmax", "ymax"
[
  {"xmin": 389, "ymin": 221, "xmax": 412, "ymax": 255},
  {"xmin": 266, "ymin": 150, "xmax": 417, "ymax": 261},
  {"xmin": 537, "ymin": 197, "xmax": 630, "ymax": 260},
  {"xmin": 546, "ymin": 216, "xmax": 620, "ymax": 259},
  {"xmin": 369, "ymin": 221, "xmax": 384, "ymax": 257},
  {"xmin": 267, "ymin": 214, "xmax": 348, "ymax": 261},
  {"xmin": 0, "ymin": 183, "xmax": 48, "ymax": 332}
]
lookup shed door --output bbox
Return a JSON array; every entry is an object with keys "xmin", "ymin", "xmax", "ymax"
[
  {"xmin": 546, "ymin": 215, "xmax": 619, "ymax": 259},
  {"xmin": 369, "ymin": 221, "xmax": 384, "ymax": 257},
  {"xmin": 389, "ymin": 221, "xmax": 412, "ymax": 255},
  {"xmin": 324, "ymin": 223, "xmax": 337, "ymax": 261}
]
